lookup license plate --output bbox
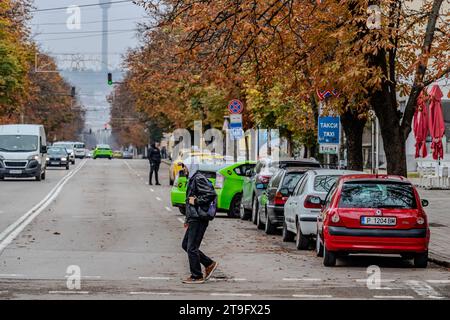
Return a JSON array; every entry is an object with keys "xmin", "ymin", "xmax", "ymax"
[
  {"xmin": 361, "ymin": 216, "xmax": 397, "ymax": 226},
  {"xmin": 51, "ymin": 162, "xmax": 60, "ymax": 165},
  {"xmin": 9, "ymin": 170, "xmax": 22, "ymax": 174}
]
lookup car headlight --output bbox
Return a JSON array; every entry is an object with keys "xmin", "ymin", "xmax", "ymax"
[
  {"xmin": 46, "ymin": 157, "xmax": 50, "ymax": 161},
  {"xmin": 28, "ymin": 154, "xmax": 40, "ymax": 161},
  {"xmin": 61, "ymin": 157, "xmax": 67, "ymax": 161}
]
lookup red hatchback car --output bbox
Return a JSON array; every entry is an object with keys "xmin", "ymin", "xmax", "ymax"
[{"xmin": 316, "ymin": 175, "xmax": 430, "ymax": 268}]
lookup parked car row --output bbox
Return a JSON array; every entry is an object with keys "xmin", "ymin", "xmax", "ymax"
[
  {"xmin": 240, "ymin": 163, "xmax": 431, "ymax": 268},
  {"xmin": 170, "ymin": 156, "xmax": 431, "ymax": 268}
]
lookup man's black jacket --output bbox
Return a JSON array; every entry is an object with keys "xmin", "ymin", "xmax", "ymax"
[
  {"xmin": 147, "ymin": 146, "xmax": 161, "ymax": 164},
  {"xmin": 185, "ymin": 171, "xmax": 216, "ymax": 223}
]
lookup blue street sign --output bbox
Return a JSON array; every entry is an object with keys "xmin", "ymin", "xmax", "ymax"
[
  {"xmin": 318, "ymin": 116, "xmax": 340, "ymax": 144},
  {"xmin": 230, "ymin": 128, "xmax": 244, "ymax": 140}
]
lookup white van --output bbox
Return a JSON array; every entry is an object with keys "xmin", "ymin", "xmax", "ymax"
[
  {"xmin": 0, "ymin": 124, "xmax": 47, "ymax": 181},
  {"xmin": 73, "ymin": 142, "xmax": 86, "ymax": 159}
]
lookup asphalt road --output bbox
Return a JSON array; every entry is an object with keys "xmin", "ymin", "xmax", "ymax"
[{"xmin": 0, "ymin": 159, "xmax": 449, "ymax": 300}]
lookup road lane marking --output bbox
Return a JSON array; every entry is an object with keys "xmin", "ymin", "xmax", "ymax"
[
  {"xmin": 211, "ymin": 293, "xmax": 252, "ymax": 297},
  {"xmin": 0, "ymin": 291, "xmax": 8, "ymax": 294},
  {"xmin": 130, "ymin": 292, "xmax": 171, "ymax": 296},
  {"xmin": 427, "ymin": 280, "xmax": 450, "ymax": 284},
  {"xmin": 406, "ymin": 280, "xmax": 444, "ymax": 299},
  {"xmin": 177, "ymin": 218, "xmax": 185, "ymax": 224},
  {"xmin": 356, "ymin": 279, "xmax": 395, "ymax": 283},
  {"xmin": 283, "ymin": 278, "xmax": 321, "ymax": 282},
  {"xmin": 156, "ymin": 197, "xmax": 162, "ymax": 201},
  {"xmin": 293, "ymin": 294, "xmax": 332, "ymax": 298},
  {"xmin": 210, "ymin": 278, "xmax": 247, "ymax": 282},
  {"xmin": 165, "ymin": 207, "xmax": 172, "ymax": 212},
  {"xmin": 0, "ymin": 274, "xmax": 25, "ymax": 278},
  {"xmin": 150, "ymin": 188, "xmax": 155, "ymax": 192},
  {"xmin": 48, "ymin": 291, "xmax": 89, "ymax": 295},
  {"xmin": 0, "ymin": 160, "xmax": 87, "ymax": 254},
  {"xmin": 81, "ymin": 276, "xmax": 102, "ymax": 279},
  {"xmin": 373, "ymin": 295, "xmax": 414, "ymax": 299},
  {"xmin": 139, "ymin": 276, "xmax": 172, "ymax": 280}
]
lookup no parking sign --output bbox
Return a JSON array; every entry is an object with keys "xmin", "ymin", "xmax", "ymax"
[{"xmin": 228, "ymin": 99, "xmax": 244, "ymax": 114}]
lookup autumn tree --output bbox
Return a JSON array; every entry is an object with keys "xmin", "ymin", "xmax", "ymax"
[
  {"xmin": 0, "ymin": 0, "xmax": 30, "ymax": 117},
  {"xmin": 0, "ymin": 0, "xmax": 84, "ymax": 140},
  {"xmin": 136, "ymin": 0, "xmax": 449, "ymax": 174}
]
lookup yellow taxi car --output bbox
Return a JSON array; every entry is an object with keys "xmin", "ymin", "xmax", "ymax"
[{"xmin": 169, "ymin": 149, "xmax": 223, "ymax": 185}]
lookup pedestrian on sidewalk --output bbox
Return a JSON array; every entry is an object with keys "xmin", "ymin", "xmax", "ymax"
[
  {"xmin": 147, "ymin": 142, "xmax": 161, "ymax": 185},
  {"xmin": 181, "ymin": 163, "xmax": 218, "ymax": 284}
]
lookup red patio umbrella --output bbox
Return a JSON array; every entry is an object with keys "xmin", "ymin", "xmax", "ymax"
[
  {"xmin": 428, "ymin": 85, "xmax": 445, "ymax": 160},
  {"xmin": 414, "ymin": 90, "xmax": 428, "ymax": 158}
]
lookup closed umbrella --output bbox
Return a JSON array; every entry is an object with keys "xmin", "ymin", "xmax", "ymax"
[
  {"xmin": 428, "ymin": 85, "xmax": 445, "ymax": 160},
  {"xmin": 414, "ymin": 90, "xmax": 428, "ymax": 158}
]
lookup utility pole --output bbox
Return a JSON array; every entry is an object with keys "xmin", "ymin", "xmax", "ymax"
[{"xmin": 100, "ymin": 0, "xmax": 112, "ymax": 72}]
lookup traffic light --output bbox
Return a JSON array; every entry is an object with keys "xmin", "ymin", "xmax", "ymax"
[
  {"xmin": 71, "ymin": 87, "xmax": 76, "ymax": 98},
  {"xmin": 107, "ymin": 73, "xmax": 113, "ymax": 85}
]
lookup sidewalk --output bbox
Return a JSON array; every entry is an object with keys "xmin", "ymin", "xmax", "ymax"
[{"xmin": 410, "ymin": 178, "xmax": 450, "ymax": 267}]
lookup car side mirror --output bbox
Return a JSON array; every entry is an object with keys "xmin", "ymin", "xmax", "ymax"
[
  {"xmin": 421, "ymin": 199, "xmax": 429, "ymax": 207},
  {"xmin": 40, "ymin": 145, "xmax": 47, "ymax": 154},
  {"xmin": 245, "ymin": 169, "xmax": 253, "ymax": 177}
]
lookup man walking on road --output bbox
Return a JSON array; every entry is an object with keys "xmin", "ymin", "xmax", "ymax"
[
  {"xmin": 181, "ymin": 163, "xmax": 218, "ymax": 284},
  {"xmin": 148, "ymin": 143, "xmax": 161, "ymax": 185}
]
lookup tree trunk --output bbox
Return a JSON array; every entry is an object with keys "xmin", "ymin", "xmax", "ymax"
[
  {"xmin": 341, "ymin": 110, "xmax": 366, "ymax": 171},
  {"xmin": 371, "ymin": 89, "xmax": 407, "ymax": 176}
]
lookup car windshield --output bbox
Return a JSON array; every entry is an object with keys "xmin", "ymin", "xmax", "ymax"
[
  {"xmin": 0, "ymin": 135, "xmax": 38, "ymax": 152},
  {"xmin": 282, "ymin": 172, "xmax": 304, "ymax": 192},
  {"xmin": 339, "ymin": 181, "xmax": 417, "ymax": 209},
  {"xmin": 314, "ymin": 175, "xmax": 340, "ymax": 192},
  {"xmin": 74, "ymin": 144, "xmax": 84, "ymax": 149},
  {"xmin": 55, "ymin": 143, "xmax": 73, "ymax": 150},
  {"xmin": 48, "ymin": 148, "xmax": 66, "ymax": 155}
]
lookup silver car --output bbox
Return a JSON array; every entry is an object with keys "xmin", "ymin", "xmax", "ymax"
[{"xmin": 283, "ymin": 169, "xmax": 364, "ymax": 250}]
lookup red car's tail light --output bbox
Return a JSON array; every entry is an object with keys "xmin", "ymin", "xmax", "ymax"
[
  {"xmin": 416, "ymin": 217, "xmax": 425, "ymax": 225},
  {"xmin": 330, "ymin": 213, "xmax": 341, "ymax": 224},
  {"xmin": 274, "ymin": 191, "xmax": 288, "ymax": 205},
  {"xmin": 304, "ymin": 195, "xmax": 322, "ymax": 209}
]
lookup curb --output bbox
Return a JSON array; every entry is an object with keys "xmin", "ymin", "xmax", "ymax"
[{"xmin": 429, "ymin": 252, "xmax": 450, "ymax": 268}]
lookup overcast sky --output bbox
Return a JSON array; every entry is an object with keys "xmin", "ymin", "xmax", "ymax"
[{"xmin": 30, "ymin": 0, "xmax": 148, "ymax": 70}]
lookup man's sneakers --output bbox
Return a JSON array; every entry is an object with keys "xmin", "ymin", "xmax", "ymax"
[
  {"xmin": 205, "ymin": 261, "xmax": 218, "ymax": 280},
  {"xmin": 182, "ymin": 276, "xmax": 205, "ymax": 284},
  {"xmin": 182, "ymin": 262, "xmax": 218, "ymax": 284}
]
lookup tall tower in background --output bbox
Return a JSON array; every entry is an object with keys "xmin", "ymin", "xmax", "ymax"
[{"xmin": 100, "ymin": 0, "xmax": 112, "ymax": 72}]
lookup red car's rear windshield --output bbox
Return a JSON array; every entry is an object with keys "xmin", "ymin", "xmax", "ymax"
[{"xmin": 339, "ymin": 181, "xmax": 417, "ymax": 209}]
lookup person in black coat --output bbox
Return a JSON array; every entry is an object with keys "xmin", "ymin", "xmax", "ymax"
[
  {"xmin": 147, "ymin": 143, "xmax": 161, "ymax": 185},
  {"xmin": 181, "ymin": 163, "xmax": 218, "ymax": 284}
]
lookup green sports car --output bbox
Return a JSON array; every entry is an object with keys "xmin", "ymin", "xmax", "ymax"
[
  {"xmin": 93, "ymin": 144, "xmax": 113, "ymax": 160},
  {"xmin": 215, "ymin": 161, "xmax": 256, "ymax": 217},
  {"xmin": 170, "ymin": 162, "xmax": 225, "ymax": 215}
]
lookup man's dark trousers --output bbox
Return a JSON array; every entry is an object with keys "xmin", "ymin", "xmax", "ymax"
[
  {"xmin": 149, "ymin": 162, "xmax": 160, "ymax": 184},
  {"xmin": 182, "ymin": 220, "xmax": 213, "ymax": 279}
]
